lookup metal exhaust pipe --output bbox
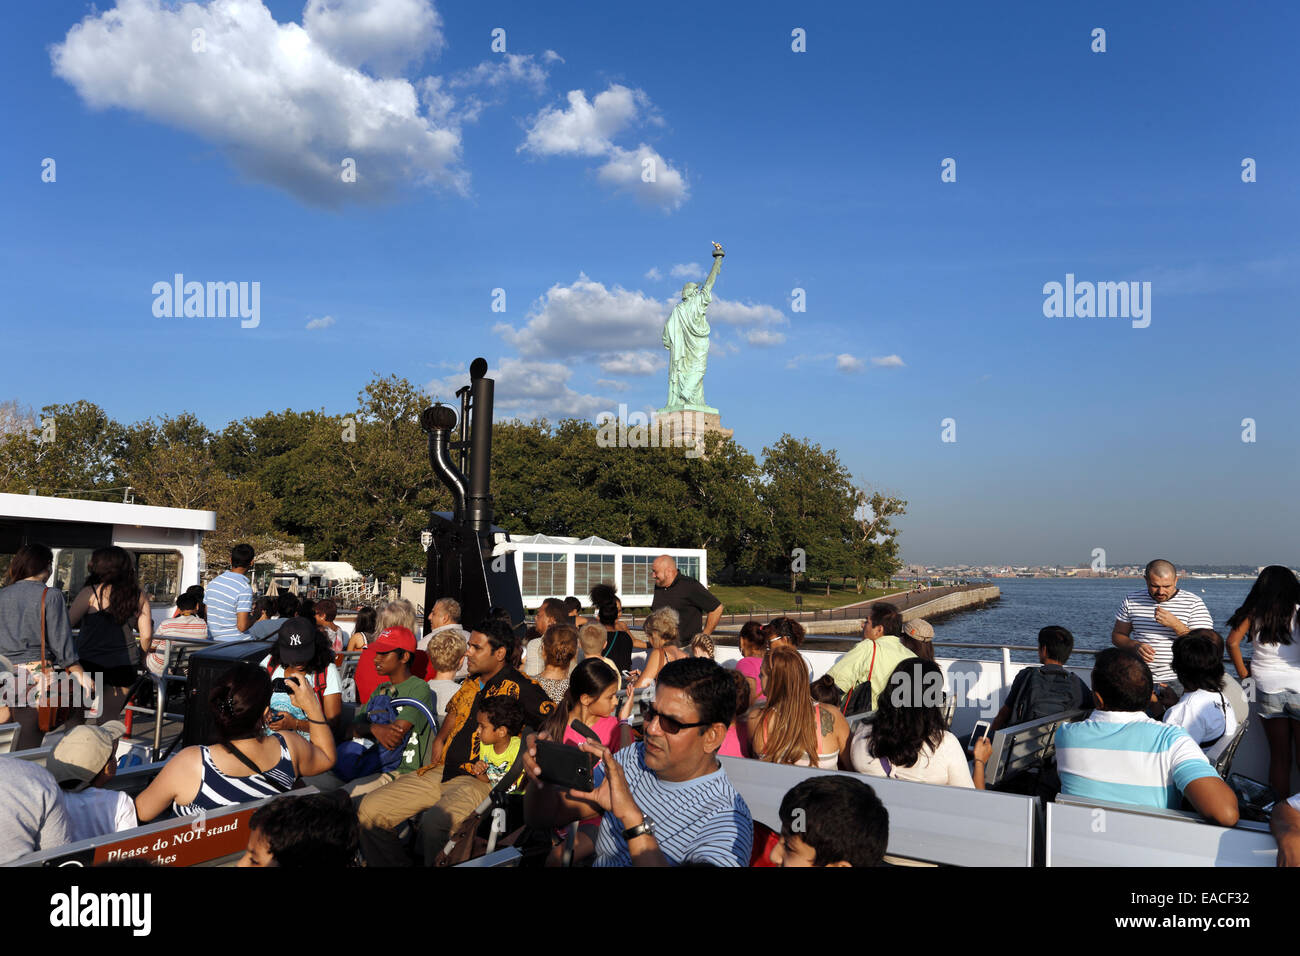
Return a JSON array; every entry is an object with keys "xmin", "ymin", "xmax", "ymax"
[{"xmin": 421, "ymin": 402, "xmax": 466, "ymax": 523}]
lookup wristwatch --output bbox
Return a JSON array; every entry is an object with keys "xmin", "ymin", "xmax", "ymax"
[{"xmin": 623, "ymin": 814, "xmax": 656, "ymax": 842}]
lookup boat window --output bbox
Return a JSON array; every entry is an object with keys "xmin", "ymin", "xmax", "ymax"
[
  {"xmin": 53, "ymin": 547, "xmax": 95, "ymax": 604},
  {"xmin": 135, "ymin": 551, "xmax": 182, "ymax": 605}
]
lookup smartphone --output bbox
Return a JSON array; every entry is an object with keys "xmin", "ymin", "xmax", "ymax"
[
  {"xmin": 535, "ymin": 739, "xmax": 594, "ymax": 791},
  {"xmin": 270, "ymin": 676, "xmax": 300, "ymax": 694},
  {"xmin": 968, "ymin": 720, "xmax": 991, "ymax": 749},
  {"xmin": 569, "ymin": 719, "xmax": 601, "ymax": 744}
]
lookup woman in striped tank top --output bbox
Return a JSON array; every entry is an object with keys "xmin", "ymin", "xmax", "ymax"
[{"xmin": 135, "ymin": 663, "xmax": 337, "ymax": 822}]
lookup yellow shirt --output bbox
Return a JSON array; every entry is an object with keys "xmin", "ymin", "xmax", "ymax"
[{"xmin": 826, "ymin": 636, "xmax": 917, "ymax": 709}]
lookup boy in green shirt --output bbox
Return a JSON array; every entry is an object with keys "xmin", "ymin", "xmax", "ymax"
[{"xmin": 351, "ymin": 626, "xmax": 435, "ymax": 777}]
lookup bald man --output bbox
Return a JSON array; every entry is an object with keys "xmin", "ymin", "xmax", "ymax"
[
  {"xmin": 1111, "ymin": 559, "xmax": 1213, "ymax": 690},
  {"xmin": 649, "ymin": 556, "xmax": 723, "ymax": 645}
]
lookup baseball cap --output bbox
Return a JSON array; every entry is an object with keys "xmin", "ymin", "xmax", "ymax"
[
  {"xmin": 48, "ymin": 721, "xmax": 127, "ymax": 791},
  {"xmin": 902, "ymin": 619, "xmax": 934, "ymax": 642},
  {"xmin": 275, "ymin": 618, "xmax": 319, "ymax": 665},
  {"xmin": 370, "ymin": 626, "xmax": 416, "ymax": 654}
]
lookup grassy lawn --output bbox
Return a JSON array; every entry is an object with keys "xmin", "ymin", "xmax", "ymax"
[{"xmin": 707, "ymin": 583, "xmax": 902, "ymax": 615}]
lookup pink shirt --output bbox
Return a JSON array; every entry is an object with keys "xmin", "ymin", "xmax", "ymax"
[
  {"xmin": 736, "ymin": 656, "xmax": 763, "ymax": 700},
  {"xmin": 720, "ymin": 722, "xmax": 747, "ymax": 758},
  {"xmin": 563, "ymin": 713, "xmax": 619, "ymax": 749}
]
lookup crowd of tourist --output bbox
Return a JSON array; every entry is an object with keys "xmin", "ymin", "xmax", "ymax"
[{"xmin": 2, "ymin": 544, "xmax": 1299, "ymax": 869}]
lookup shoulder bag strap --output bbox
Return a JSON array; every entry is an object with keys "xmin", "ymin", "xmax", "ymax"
[
  {"xmin": 224, "ymin": 740, "xmax": 268, "ymax": 775},
  {"xmin": 39, "ymin": 586, "xmax": 49, "ymax": 670}
]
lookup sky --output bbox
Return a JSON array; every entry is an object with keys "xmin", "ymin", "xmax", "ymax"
[{"xmin": 2, "ymin": 0, "xmax": 1297, "ymax": 567}]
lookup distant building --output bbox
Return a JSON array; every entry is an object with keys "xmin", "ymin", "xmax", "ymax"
[{"xmin": 509, "ymin": 534, "xmax": 707, "ymax": 610}]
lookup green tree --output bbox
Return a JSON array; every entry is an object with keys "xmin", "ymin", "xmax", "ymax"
[{"xmin": 848, "ymin": 487, "xmax": 908, "ymax": 592}]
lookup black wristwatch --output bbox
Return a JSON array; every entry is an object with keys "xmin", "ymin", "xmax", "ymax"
[{"xmin": 623, "ymin": 815, "xmax": 656, "ymax": 842}]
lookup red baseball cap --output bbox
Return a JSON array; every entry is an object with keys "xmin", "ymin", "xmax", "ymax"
[{"xmin": 371, "ymin": 626, "xmax": 417, "ymax": 654}]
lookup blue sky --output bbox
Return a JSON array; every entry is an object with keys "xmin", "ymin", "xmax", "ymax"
[{"xmin": 3, "ymin": 0, "xmax": 1297, "ymax": 566}]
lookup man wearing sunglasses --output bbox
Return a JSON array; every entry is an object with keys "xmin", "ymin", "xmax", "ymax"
[{"xmin": 523, "ymin": 657, "xmax": 753, "ymax": 866}]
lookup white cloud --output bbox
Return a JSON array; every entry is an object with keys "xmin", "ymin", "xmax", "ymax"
[
  {"xmin": 427, "ymin": 358, "xmax": 608, "ymax": 421},
  {"xmin": 747, "ymin": 329, "xmax": 786, "ymax": 346},
  {"xmin": 303, "ymin": 0, "xmax": 442, "ymax": 75},
  {"xmin": 836, "ymin": 354, "xmax": 865, "ymax": 373},
  {"xmin": 520, "ymin": 84, "xmax": 687, "ymax": 209},
  {"xmin": 871, "ymin": 354, "xmax": 905, "ymax": 367},
  {"xmin": 596, "ymin": 144, "xmax": 688, "ymax": 209},
  {"xmin": 599, "ymin": 351, "xmax": 665, "ymax": 375},
  {"xmin": 596, "ymin": 378, "xmax": 629, "ymax": 392},
  {"xmin": 51, "ymin": 0, "xmax": 469, "ymax": 207},
  {"xmin": 450, "ymin": 52, "xmax": 553, "ymax": 94},
  {"xmin": 669, "ymin": 263, "xmax": 702, "ymax": 279},
  {"xmin": 305, "ymin": 315, "xmax": 336, "ymax": 330},
  {"xmin": 520, "ymin": 85, "xmax": 645, "ymax": 157},
  {"xmin": 494, "ymin": 274, "xmax": 786, "ymax": 364},
  {"xmin": 644, "ymin": 267, "xmax": 662, "ymax": 281},
  {"xmin": 709, "ymin": 299, "xmax": 787, "ymax": 327}
]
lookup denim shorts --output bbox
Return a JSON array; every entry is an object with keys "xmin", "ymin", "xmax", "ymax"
[{"xmin": 1257, "ymin": 689, "xmax": 1300, "ymax": 720}]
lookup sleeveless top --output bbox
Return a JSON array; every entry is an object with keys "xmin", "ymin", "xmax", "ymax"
[
  {"xmin": 757, "ymin": 703, "xmax": 840, "ymax": 769},
  {"xmin": 171, "ymin": 733, "xmax": 296, "ymax": 816},
  {"xmin": 76, "ymin": 588, "xmax": 138, "ymax": 670}
]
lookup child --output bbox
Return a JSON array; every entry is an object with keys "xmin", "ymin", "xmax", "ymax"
[
  {"xmin": 578, "ymin": 622, "xmax": 622, "ymax": 690},
  {"xmin": 736, "ymin": 620, "xmax": 768, "ymax": 702},
  {"xmin": 771, "ymin": 775, "xmax": 889, "ymax": 867},
  {"xmin": 471, "ymin": 696, "xmax": 526, "ymax": 792},
  {"xmin": 719, "ymin": 669, "xmax": 751, "ymax": 757},
  {"xmin": 691, "ymin": 633, "xmax": 715, "ymax": 659},
  {"xmin": 48, "ymin": 722, "xmax": 138, "ymax": 843},
  {"xmin": 425, "ymin": 627, "xmax": 467, "ymax": 723},
  {"xmin": 314, "ymin": 598, "xmax": 345, "ymax": 655},
  {"xmin": 990, "ymin": 626, "xmax": 1092, "ymax": 732},
  {"xmin": 238, "ymin": 792, "xmax": 358, "ymax": 867},
  {"xmin": 809, "ymin": 674, "xmax": 842, "ymax": 708},
  {"xmin": 1164, "ymin": 630, "xmax": 1238, "ymax": 764},
  {"xmin": 146, "ymin": 592, "xmax": 209, "ymax": 675}
]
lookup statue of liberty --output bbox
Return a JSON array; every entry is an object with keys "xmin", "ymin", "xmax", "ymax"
[{"xmin": 660, "ymin": 241, "xmax": 724, "ymax": 414}]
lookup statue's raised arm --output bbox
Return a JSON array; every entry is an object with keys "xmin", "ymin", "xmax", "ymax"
[{"xmin": 702, "ymin": 241, "xmax": 724, "ymax": 296}]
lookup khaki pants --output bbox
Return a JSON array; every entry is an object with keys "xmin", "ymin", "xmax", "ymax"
[{"xmin": 356, "ymin": 770, "xmax": 490, "ymax": 867}]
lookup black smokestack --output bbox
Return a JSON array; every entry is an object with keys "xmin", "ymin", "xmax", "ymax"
[{"xmin": 465, "ymin": 358, "xmax": 494, "ymax": 534}]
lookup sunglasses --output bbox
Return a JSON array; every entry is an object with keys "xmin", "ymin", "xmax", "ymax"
[{"xmin": 644, "ymin": 703, "xmax": 711, "ymax": 735}]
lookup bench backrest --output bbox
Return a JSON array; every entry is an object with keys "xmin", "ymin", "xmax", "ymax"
[
  {"xmin": 985, "ymin": 709, "xmax": 1087, "ymax": 786},
  {"xmin": 721, "ymin": 757, "xmax": 1039, "ymax": 866},
  {"xmin": 455, "ymin": 846, "xmax": 522, "ymax": 867},
  {"xmin": 8, "ymin": 745, "xmax": 53, "ymax": 766},
  {"xmin": 1046, "ymin": 795, "xmax": 1276, "ymax": 867},
  {"xmin": 16, "ymin": 788, "xmax": 319, "ymax": 867},
  {"xmin": 0, "ymin": 722, "xmax": 19, "ymax": 754}
]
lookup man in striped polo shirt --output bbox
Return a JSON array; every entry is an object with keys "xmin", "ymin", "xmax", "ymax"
[
  {"xmin": 1110, "ymin": 559, "xmax": 1212, "ymax": 690},
  {"xmin": 1055, "ymin": 648, "xmax": 1237, "ymax": 825},
  {"xmin": 206, "ymin": 544, "xmax": 255, "ymax": 641},
  {"xmin": 523, "ymin": 657, "xmax": 753, "ymax": 866}
]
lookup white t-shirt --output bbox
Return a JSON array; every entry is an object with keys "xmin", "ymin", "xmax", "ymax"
[
  {"xmin": 1249, "ymin": 608, "xmax": 1300, "ymax": 694},
  {"xmin": 63, "ymin": 788, "xmax": 138, "ymax": 843},
  {"xmin": 848, "ymin": 725, "xmax": 975, "ymax": 788},
  {"xmin": 1164, "ymin": 688, "xmax": 1238, "ymax": 764}
]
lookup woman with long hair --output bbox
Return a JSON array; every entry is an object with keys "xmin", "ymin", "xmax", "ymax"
[
  {"xmin": 748, "ymin": 643, "xmax": 849, "ymax": 767},
  {"xmin": 849, "ymin": 658, "xmax": 991, "ymax": 789},
  {"xmin": 69, "ymin": 546, "xmax": 153, "ymax": 724},
  {"xmin": 347, "ymin": 605, "xmax": 377, "ymax": 653},
  {"xmin": 135, "ymin": 662, "xmax": 335, "ymax": 822},
  {"xmin": 0, "ymin": 544, "xmax": 94, "ymax": 748},
  {"xmin": 632, "ymin": 607, "xmax": 685, "ymax": 688},
  {"xmin": 1227, "ymin": 565, "xmax": 1300, "ymax": 796}
]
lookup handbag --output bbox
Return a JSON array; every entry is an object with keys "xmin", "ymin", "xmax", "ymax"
[{"xmin": 37, "ymin": 587, "xmax": 71, "ymax": 733}]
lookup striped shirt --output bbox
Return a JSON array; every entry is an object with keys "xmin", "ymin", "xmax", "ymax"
[
  {"xmin": 1115, "ymin": 588, "xmax": 1213, "ymax": 683},
  {"xmin": 172, "ymin": 734, "xmax": 295, "ymax": 816},
  {"xmin": 592, "ymin": 743, "xmax": 752, "ymax": 867},
  {"xmin": 1056, "ymin": 709, "xmax": 1218, "ymax": 810},
  {"xmin": 205, "ymin": 570, "xmax": 253, "ymax": 641}
]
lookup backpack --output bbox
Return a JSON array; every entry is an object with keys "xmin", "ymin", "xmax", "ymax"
[
  {"xmin": 334, "ymin": 695, "xmax": 438, "ymax": 781},
  {"xmin": 1013, "ymin": 667, "xmax": 1086, "ymax": 724}
]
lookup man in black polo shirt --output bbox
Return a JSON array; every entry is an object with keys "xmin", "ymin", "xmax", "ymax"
[
  {"xmin": 650, "ymin": 555, "xmax": 722, "ymax": 643},
  {"xmin": 355, "ymin": 618, "xmax": 554, "ymax": 866}
]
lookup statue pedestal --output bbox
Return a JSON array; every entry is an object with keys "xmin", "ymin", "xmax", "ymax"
[{"xmin": 653, "ymin": 407, "xmax": 733, "ymax": 456}]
